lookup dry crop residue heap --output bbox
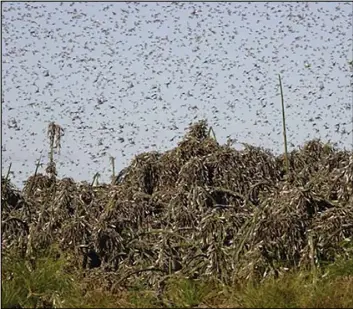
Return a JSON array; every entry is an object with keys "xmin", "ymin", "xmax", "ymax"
[{"xmin": 2, "ymin": 120, "xmax": 353, "ymax": 296}]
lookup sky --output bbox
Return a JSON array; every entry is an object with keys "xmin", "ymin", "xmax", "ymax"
[{"xmin": 1, "ymin": 2, "xmax": 353, "ymax": 189}]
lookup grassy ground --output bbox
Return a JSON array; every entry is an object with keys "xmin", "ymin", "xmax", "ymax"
[{"xmin": 2, "ymin": 246, "xmax": 353, "ymax": 308}]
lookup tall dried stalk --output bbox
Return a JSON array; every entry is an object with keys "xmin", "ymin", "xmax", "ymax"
[
  {"xmin": 5, "ymin": 163, "xmax": 12, "ymax": 181},
  {"xmin": 91, "ymin": 172, "xmax": 100, "ymax": 186},
  {"xmin": 47, "ymin": 122, "xmax": 63, "ymax": 177},
  {"xmin": 110, "ymin": 156, "xmax": 115, "ymax": 184},
  {"xmin": 278, "ymin": 74, "xmax": 290, "ymax": 176},
  {"xmin": 208, "ymin": 126, "xmax": 217, "ymax": 142},
  {"xmin": 27, "ymin": 155, "xmax": 43, "ymax": 195}
]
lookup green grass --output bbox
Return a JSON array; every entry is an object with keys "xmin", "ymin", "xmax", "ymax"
[
  {"xmin": 2, "ymin": 247, "xmax": 353, "ymax": 308},
  {"xmin": 1, "ymin": 246, "xmax": 81, "ymax": 308},
  {"xmin": 229, "ymin": 270, "xmax": 353, "ymax": 309},
  {"xmin": 161, "ymin": 277, "xmax": 223, "ymax": 308}
]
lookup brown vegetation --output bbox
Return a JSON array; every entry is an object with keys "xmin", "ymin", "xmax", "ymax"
[{"xmin": 2, "ymin": 120, "xmax": 353, "ymax": 307}]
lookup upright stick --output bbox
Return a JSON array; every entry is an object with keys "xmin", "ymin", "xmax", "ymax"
[
  {"xmin": 5, "ymin": 163, "xmax": 12, "ymax": 181},
  {"xmin": 110, "ymin": 156, "xmax": 115, "ymax": 184},
  {"xmin": 278, "ymin": 74, "xmax": 289, "ymax": 176}
]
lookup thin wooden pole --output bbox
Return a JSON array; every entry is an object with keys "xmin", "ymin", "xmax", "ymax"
[{"xmin": 279, "ymin": 74, "xmax": 289, "ymax": 175}]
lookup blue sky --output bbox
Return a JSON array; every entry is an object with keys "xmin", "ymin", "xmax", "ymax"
[{"xmin": 2, "ymin": 2, "xmax": 352, "ymax": 189}]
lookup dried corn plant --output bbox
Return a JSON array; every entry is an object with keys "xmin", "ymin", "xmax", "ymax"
[
  {"xmin": 46, "ymin": 122, "xmax": 64, "ymax": 178},
  {"xmin": 2, "ymin": 120, "xmax": 353, "ymax": 295}
]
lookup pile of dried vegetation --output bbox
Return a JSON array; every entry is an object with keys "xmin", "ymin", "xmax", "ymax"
[{"xmin": 2, "ymin": 120, "xmax": 353, "ymax": 296}]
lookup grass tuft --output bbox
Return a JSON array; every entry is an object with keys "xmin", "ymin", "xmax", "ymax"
[{"xmin": 2, "ymin": 246, "xmax": 80, "ymax": 308}]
